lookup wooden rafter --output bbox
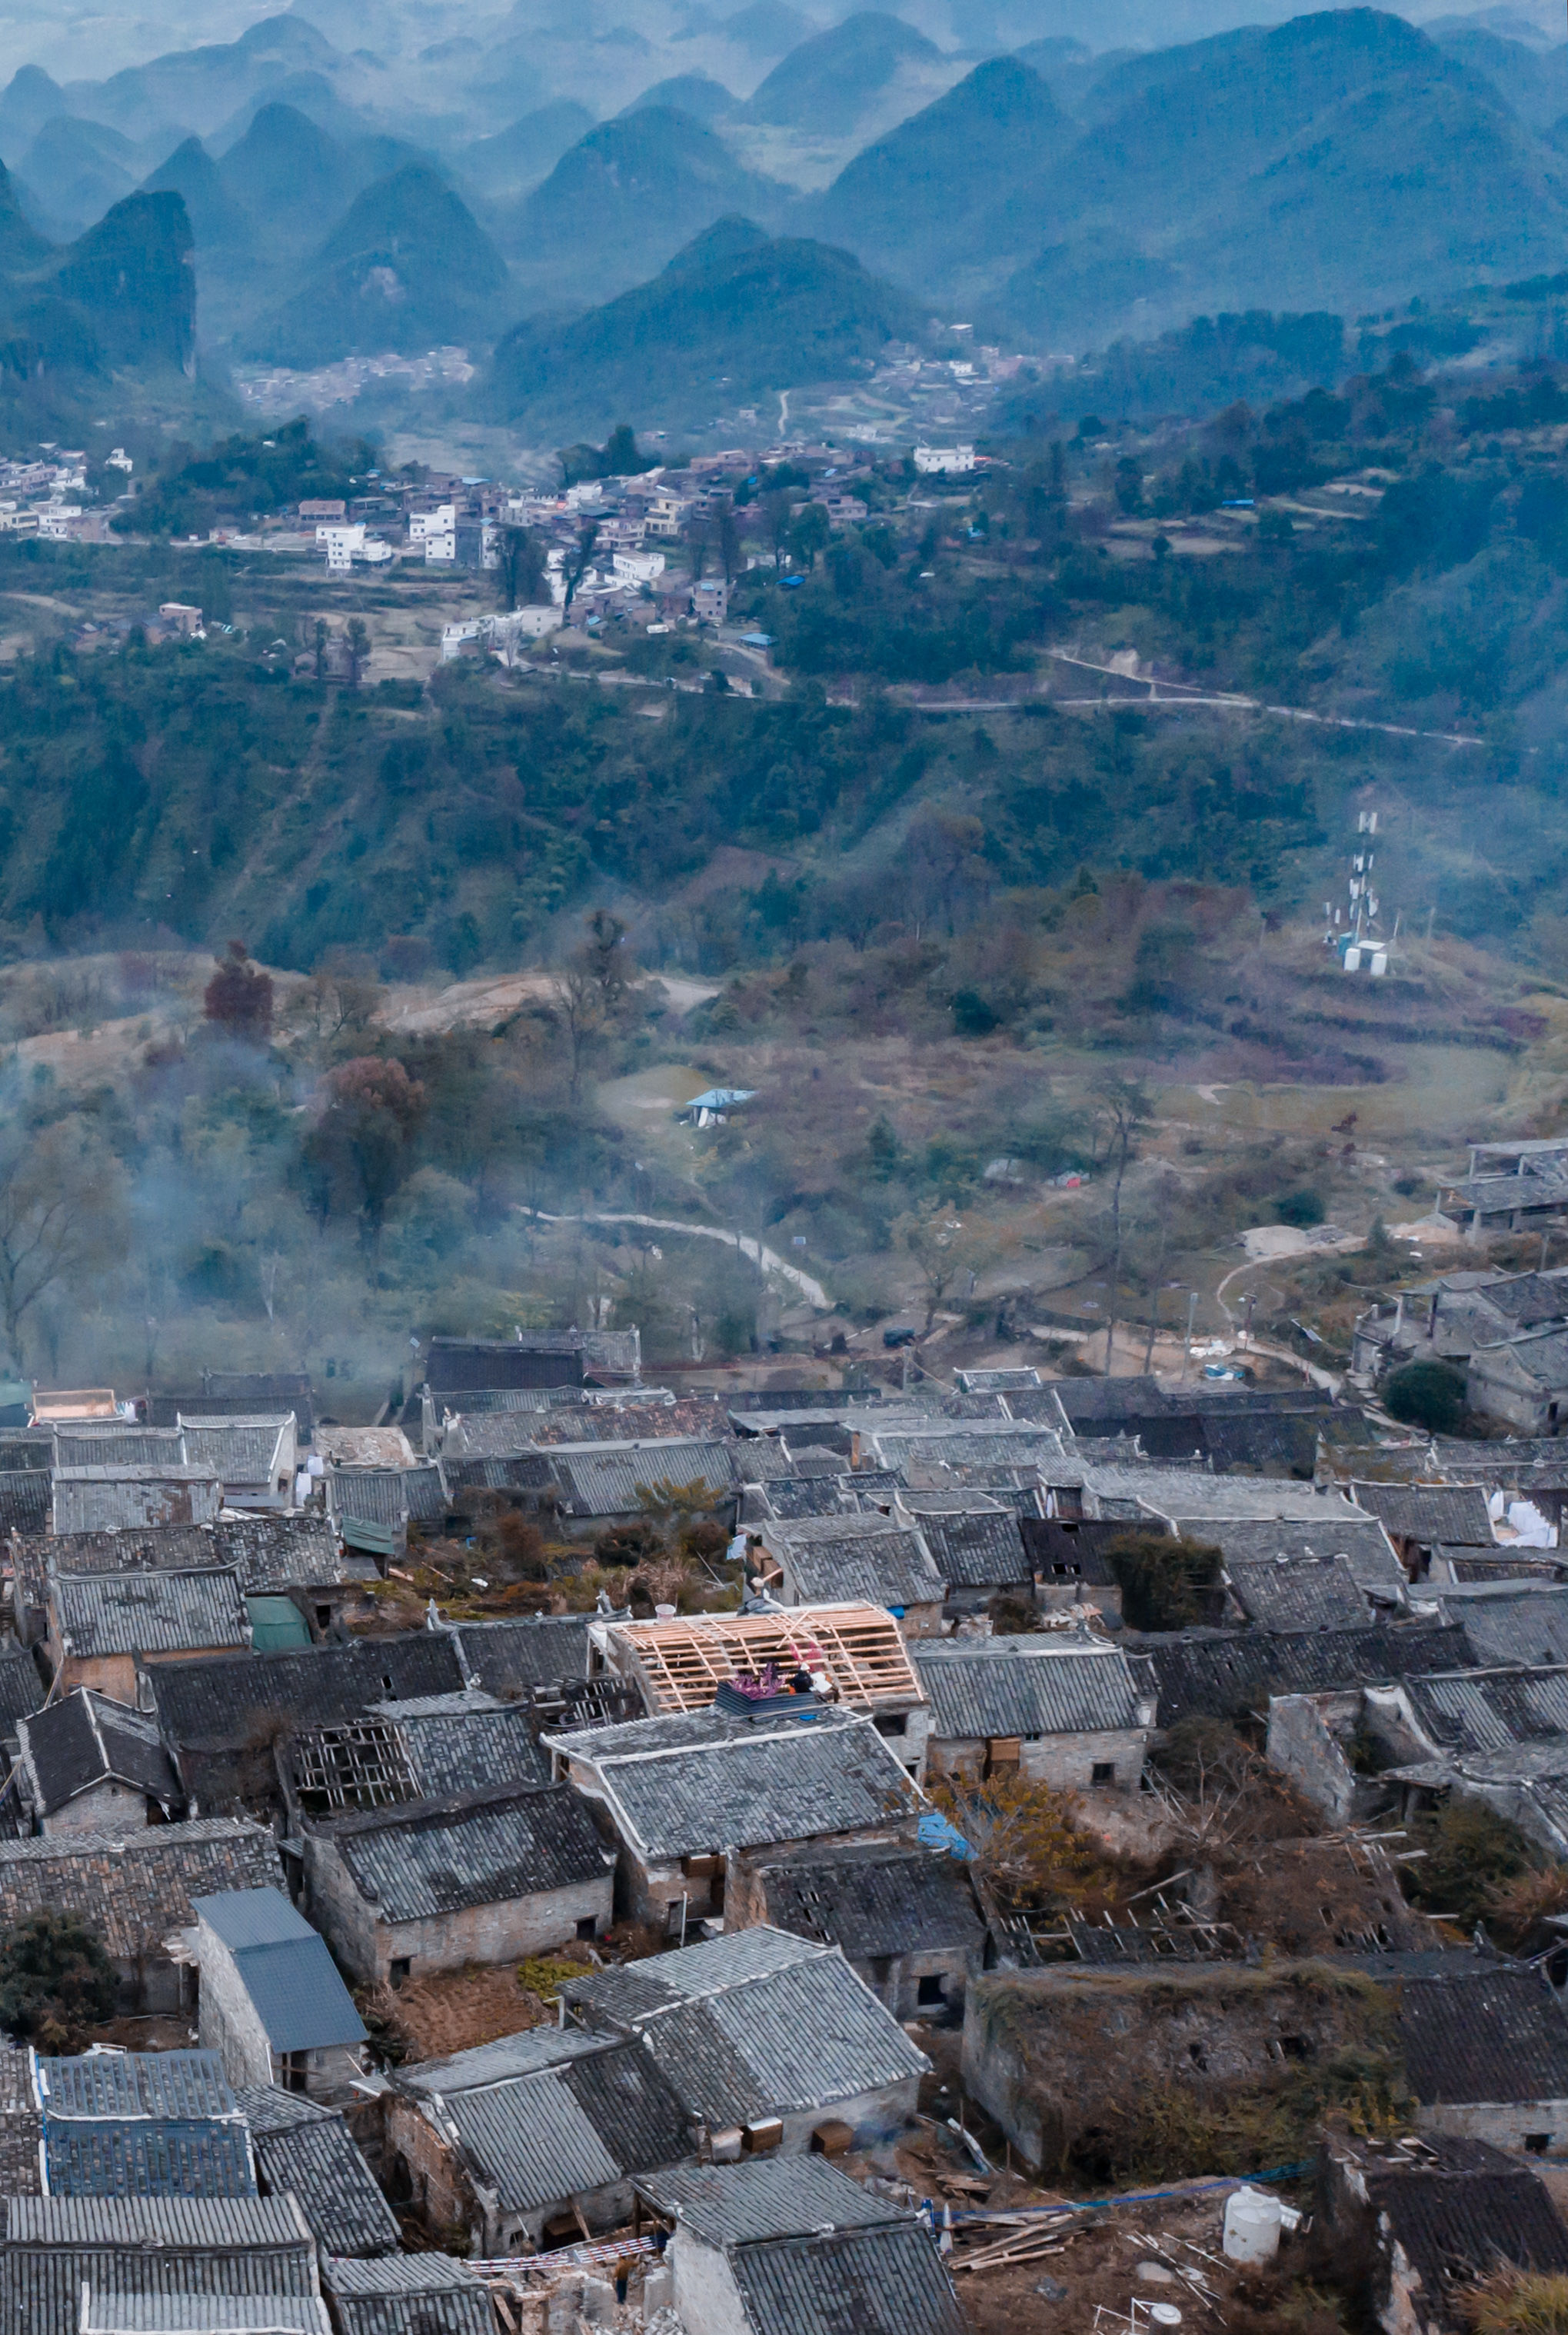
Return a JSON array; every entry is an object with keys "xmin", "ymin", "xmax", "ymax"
[{"xmin": 611, "ymin": 1603, "xmax": 922, "ymax": 1713}]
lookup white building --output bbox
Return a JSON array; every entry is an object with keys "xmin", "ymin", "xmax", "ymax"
[
  {"xmin": 613, "ymin": 548, "xmax": 666, "ymax": 584},
  {"xmin": 317, "ymin": 522, "xmax": 365, "ymax": 572},
  {"xmin": 914, "ymin": 444, "xmax": 976, "ymax": 475}
]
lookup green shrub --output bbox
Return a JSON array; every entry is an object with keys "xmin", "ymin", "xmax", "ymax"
[
  {"xmin": 1383, "ymin": 1358, "xmax": 1466, "ymax": 1434},
  {"xmin": 1105, "ymin": 1532, "xmax": 1223, "ymax": 1631},
  {"xmin": 0, "ymin": 1910, "xmax": 116, "ymax": 2045}
]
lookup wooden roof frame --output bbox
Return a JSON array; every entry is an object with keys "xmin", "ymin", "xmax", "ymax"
[{"xmin": 604, "ymin": 1604, "xmax": 924, "ymax": 1714}]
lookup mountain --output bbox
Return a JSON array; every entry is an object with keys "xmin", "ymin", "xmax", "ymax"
[
  {"xmin": 969, "ymin": 8, "xmax": 1568, "ymax": 345},
  {"xmin": 0, "ymin": 65, "xmax": 68, "ymax": 155},
  {"xmin": 811, "ymin": 58, "xmax": 1069, "ymax": 295},
  {"xmin": 243, "ymin": 163, "xmax": 511, "ymax": 366},
  {"xmin": 141, "ymin": 135, "xmax": 253, "ymax": 255},
  {"xmin": 457, "ymin": 101, "xmax": 596, "ymax": 198},
  {"xmin": 743, "ymin": 12, "xmax": 944, "ymax": 133},
  {"xmin": 1427, "ymin": 23, "xmax": 1568, "ymax": 128},
  {"xmin": 507, "ymin": 107, "xmax": 787, "ymax": 299},
  {"xmin": 52, "ymin": 189, "xmax": 195, "ymax": 368},
  {"xmin": 485, "ymin": 215, "xmax": 926, "ymax": 437},
  {"xmin": 624, "ymin": 74, "xmax": 737, "ymax": 122},
  {"xmin": 718, "ymin": 1, "xmax": 818, "ymax": 59},
  {"xmin": 216, "ymin": 102, "xmax": 364, "ymax": 253},
  {"xmin": 58, "ymin": 13, "xmax": 347, "ymax": 140},
  {"xmin": 18, "ymin": 115, "xmax": 140, "ymax": 235}
]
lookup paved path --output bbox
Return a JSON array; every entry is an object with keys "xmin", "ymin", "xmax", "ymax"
[{"xmin": 521, "ymin": 1209, "xmax": 831, "ymax": 1308}]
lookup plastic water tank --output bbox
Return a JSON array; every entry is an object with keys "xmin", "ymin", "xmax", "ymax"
[{"xmin": 1223, "ymin": 2187, "xmax": 1283, "ymax": 2263}]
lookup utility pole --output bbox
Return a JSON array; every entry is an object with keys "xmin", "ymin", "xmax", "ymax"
[
  {"xmin": 1181, "ymin": 1291, "xmax": 1197, "ymax": 1381},
  {"xmin": 1243, "ymin": 1290, "xmax": 1257, "ymax": 1350}
]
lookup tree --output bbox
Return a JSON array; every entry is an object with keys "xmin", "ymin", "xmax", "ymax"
[
  {"xmin": 204, "ymin": 941, "xmax": 274, "ymax": 1044},
  {"xmin": 562, "ymin": 520, "xmax": 599, "ymax": 611},
  {"xmin": 712, "ymin": 494, "xmax": 741, "ymax": 585},
  {"xmin": 684, "ymin": 508, "xmax": 710, "ymax": 583},
  {"xmin": 787, "ymin": 500, "xmax": 830, "ymax": 571},
  {"xmin": 1383, "ymin": 1357, "xmax": 1466, "ymax": 1434},
  {"xmin": 345, "ymin": 617, "xmax": 370, "ymax": 687},
  {"xmin": 554, "ymin": 909, "xmax": 635, "ymax": 1100},
  {"xmin": 0, "ymin": 1910, "xmax": 116, "ymax": 2047},
  {"xmin": 927, "ymin": 1774, "xmax": 1104, "ymax": 1904},
  {"xmin": 303, "ymin": 1056, "xmax": 427, "ymax": 1239},
  {"xmin": 761, "ymin": 488, "xmax": 793, "ymax": 573},
  {"xmin": 312, "ymin": 617, "xmax": 328, "ymax": 682},
  {"xmin": 900, "ymin": 1212, "xmax": 998, "ymax": 1334},
  {"xmin": 497, "ymin": 525, "xmax": 548, "ymax": 611},
  {"xmin": 1104, "ymin": 1531, "xmax": 1223, "ymax": 1631},
  {"xmin": 0, "ymin": 1120, "xmax": 123, "ymax": 1370},
  {"xmin": 1091, "ymin": 1074, "xmax": 1152, "ymax": 1374}
]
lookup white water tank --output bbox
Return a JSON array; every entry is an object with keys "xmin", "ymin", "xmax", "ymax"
[{"xmin": 1223, "ymin": 2186, "xmax": 1283, "ymax": 2263}]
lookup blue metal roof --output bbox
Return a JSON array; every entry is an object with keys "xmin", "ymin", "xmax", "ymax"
[
  {"xmin": 191, "ymin": 1889, "xmax": 314, "ymax": 1951},
  {"xmin": 191, "ymin": 1890, "xmax": 366, "ymax": 2056}
]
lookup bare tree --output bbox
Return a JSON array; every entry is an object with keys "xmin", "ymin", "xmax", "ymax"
[
  {"xmin": 561, "ymin": 521, "xmax": 600, "ymax": 611},
  {"xmin": 554, "ymin": 910, "xmax": 636, "ymax": 1101},
  {"xmin": 900, "ymin": 1213, "xmax": 999, "ymax": 1335},
  {"xmin": 1091, "ymin": 1075, "xmax": 1152, "ymax": 1376}
]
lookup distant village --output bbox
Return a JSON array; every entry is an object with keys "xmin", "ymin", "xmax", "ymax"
[{"xmin": 0, "ymin": 1256, "xmax": 1561, "ymax": 2330}]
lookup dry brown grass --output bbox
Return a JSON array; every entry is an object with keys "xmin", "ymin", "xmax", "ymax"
[{"xmin": 1460, "ymin": 2267, "xmax": 1568, "ymax": 2335}]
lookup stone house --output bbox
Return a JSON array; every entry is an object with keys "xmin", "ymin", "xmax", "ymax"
[
  {"xmin": 588, "ymin": 1603, "xmax": 930, "ymax": 1779},
  {"xmin": 384, "ymin": 2024, "xmax": 694, "ymax": 2253},
  {"xmin": 1468, "ymin": 1331, "xmax": 1568, "ymax": 1437},
  {"xmin": 1018, "ymin": 1518, "xmax": 1126, "ymax": 1619},
  {"xmin": 562, "ymin": 1925, "xmax": 929, "ymax": 2155},
  {"xmin": 191, "ymin": 1887, "xmax": 367, "ymax": 2102},
  {"xmin": 322, "ymin": 2253, "xmax": 491, "ymax": 2334},
  {"xmin": 1320, "ymin": 2130, "xmax": 1568, "ymax": 2335},
  {"xmin": 912, "ymin": 1636, "xmax": 1154, "ymax": 1791},
  {"xmin": 639, "ymin": 2157, "xmax": 965, "ymax": 2335},
  {"xmin": 180, "ymin": 1416, "xmax": 299, "ymax": 1510},
  {"xmin": 33, "ymin": 2046, "xmax": 254, "ymax": 2202},
  {"xmin": 962, "ymin": 1960, "xmax": 1402, "ymax": 2173},
  {"xmin": 1399, "ymin": 1967, "xmax": 1568, "ymax": 2153},
  {"xmin": 0, "ymin": 1817, "xmax": 284, "ymax": 2015},
  {"xmin": 725, "ymin": 1837, "xmax": 990, "ymax": 2021},
  {"xmin": 15, "ymin": 1688, "xmax": 181, "ymax": 1833},
  {"xmin": 235, "ymin": 2084, "xmax": 401, "ymax": 2258},
  {"xmin": 752, "ymin": 1516, "xmax": 947, "ymax": 1637},
  {"xmin": 301, "ymin": 1778, "xmax": 614, "ymax": 1986},
  {"xmin": 0, "ymin": 2196, "xmax": 323, "ymax": 2335},
  {"xmin": 52, "ymin": 1466, "xmax": 223, "ymax": 1534},
  {"xmin": 45, "ymin": 1564, "xmax": 251, "ymax": 1700},
  {"xmin": 892, "ymin": 1495, "xmax": 1032, "ymax": 1619},
  {"xmin": 542, "ymin": 1704, "xmax": 925, "ymax": 1931}
]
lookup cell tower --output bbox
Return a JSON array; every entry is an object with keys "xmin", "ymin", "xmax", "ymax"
[{"xmin": 1323, "ymin": 807, "xmax": 1396, "ymax": 975}]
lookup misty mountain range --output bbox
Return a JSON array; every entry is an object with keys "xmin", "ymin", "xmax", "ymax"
[{"xmin": 7, "ymin": 0, "xmax": 1568, "ymax": 435}]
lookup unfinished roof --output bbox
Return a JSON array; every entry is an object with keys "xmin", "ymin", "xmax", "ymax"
[
  {"xmin": 52, "ymin": 1567, "xmax": 250, "ymax": 1659},
  {"xmin": 1353, "ymin": 2147, "xmax": 1568, "ymax": 2307},
  {"xmin": 564, "ymin": 1928, "xmax": 929, "ymax": 2127},
  {"xmin": 319, "ymin": 1780, "xmax": 609, "ymax": 1921},
  {"xmin": 285, "ymin": 1698, "xmax": 547, "ymax": 1818},
  {"xmin": 0, "ymin": 1820, "xmax": 284, "ymax": 1961},
  {"xmin": 1350, "ymin": 1482, "xmax": 1495, "ymax": 1546},
  {"xmin": 640, "ymin": 2152, "xmax": 901, "ymax": 2244},
  {"xmin": 597, "ymin": 1604, "xmax": 923, "ymax": 1715},
  {"xmin": 321, "ymin": 2250, "xmax": 494, "ymax": 2335},
  {"xmin": 1223, "ymin": 1553, "xmax": 1378, "ymax": 1633},
  {"xmin": 913, "ymin": 1640, "xmax": 1145, "ymax": 1739},
  {"xmin": 235, "ymin": 2087, "xmax": 398, "ymax": 2258},
  {"xmin": 547, "ymin": 1707, "xmax": 924, "ymax": 1860},
  {"xmin": 747, "ymin": 1841, "xmax": 986, "ymax": 1964},
  {"xmin": 1399, "ymin": 1968, "xmax": 1568, "ymax": 2104},
  {"xmin": 425, "ymin": 2036, "xmax": 691, "ymax": 2215},
  {"xmin": 18, "ymin": 1690, "xmax": 180, "ymax": 1818}
]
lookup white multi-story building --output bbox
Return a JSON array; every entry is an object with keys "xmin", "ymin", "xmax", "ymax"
[{"xmin": 913, "ymin": 444, "xmax": 976, "ymax": 475}]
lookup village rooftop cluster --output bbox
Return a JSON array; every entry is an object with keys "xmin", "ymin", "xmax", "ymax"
[{"xmin": 0, "ymin": 1308, "xmax": 1560, "ymax": 2327}]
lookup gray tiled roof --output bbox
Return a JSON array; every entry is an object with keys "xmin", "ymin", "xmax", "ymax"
[
  {"xmin": 1401, "ymin": 1665, "xmax": 1568, "ymax": 1753},
  {"xmin": 0, "ymin": 1642, "xmax": 45, "ymax": 1728},
  {"xmin": 11, "ymin": 1528, "xmax": 217, "ymax": 1616},
  {"xmin": 55, "ymin": 1428, "xmax": 185, "ymax": 1468},
  {"xmin": 1223, "ymin": 1554, "xmax": 1376, "ymax": 1632},
  {"xmin": 145, "ymin": 1636, "xmax": 467, "ymax": 1755},
  {"xmin": 52, "ymin": 1474, "xmax": 223, "ymax": 1536},
  {"xmin": 432, "ymin": 2038, "xmax": 691, "ymax": 2213},
  {"xmin": 320, "ymin": 2249, "xmax": 496, "ymax": 2334},
  {"xmin": 389, "ymin": 1702, "xmax": 548, "ymax": 1797},
  {"xmin": 731, "ymin": 2220, "xmax": 967, "ymax": 2335},
  {"xmin": 211, "ymin": 1516, "xmax": 373, "ymax": 1593},
  {"xmin": 81, "ymin": 2300, "xmax": 330, "ymax": 2331},
  {"xmin": 41, "ymin": 2119, "xmax": 257, "ymax": 2200},
  {"xmin": 749, "ymin": 1477, "xmax": 858, "ymax": 1522},
  {"xmin": 392, "ymin": 2024, "xmax": 607, "ymax": 2102},
  {"xmin": 550, "ymin": 1709, "xmax": 924, "ymax": 1860},
  {"xmin": 867, "ymin": 1427, "xmax": 1070, "ymax": 1474},
  {"xmin": 1350, "ymin": 1483, "xmax": 1496, "ymax": 1547},
  {"xmin": 767, "ymin": 1517, "xmax": 945, "ymax": 1609},
  {"xmin": 0, "ymin": 1820, "xmax": 285, "ymax": 1961},
  {"xmin": 449, "ymin": 1614, "xmax": 596, "ymax": 1693},
  {"xmin": 567, "ymin": 1930, "xmax": 928, "ymax": 2128},
  {"xmin": 0, "ymin": 1470, "xmax": 52, "ymax": 1533},
  {"xmin": 751, "ymin": 1844, "xmax": 987, "ymax": 1963},
  {"xmin": 546, "ymin": 1440, "xmax": 736, "ymax": 1517},
  {"xmin": 1399, "ymin": 1967, "xmax": 1568, "ymax": 2104},
  {"xmin": 913, "ymin": 1640, "xmax": 1144, "ymax": 1739},
  {"xmin": 36, "ymin": 2053, "xmax": 234, "ymax": 2122},
  {"xmin": 323, "ymin": 1780, "xmax": 609, "ymax": 1920},
  {"xmin": 178, "ymin": 1422, "xmax": 291, "ymax": 1486},
  {"xmin": 1456, "ymin": 1591, "xmax": 1568, "ymax": 1670},
  {"xmin": 895, "ymin": 1501, "xmax": 1028, "ymax": 1589},
  {"xmin": 641, "ymin": 2153, "xmax": 899, "ymax": 2243},
  {"xmin": 1200, "ymin": 1514, "xmax": 1407, "ymax": 1595},
  {"xmin": 1131, "ymin": 1624, "xmax": 1470, "ymax": 1726},
  {"xmin": 325, "ymin": 1465, "xmax": 444, "ymax": 1530},
  {"xmin": 52, "ymin": 1567, "xmax": 250, "ymax": 1658},
  {"xmin": 1368, "ymin": 2162, "xmax": 1568, "ymax": 2313},
  {"xmin": 0, "ymin": 2193, "xmax": 318, "ymax": 2335},
  {"xmin": 234, "ymin": 2089, "xmax": 398, "ymax": 2257},
  {"xmin": 20, "ymin": 1690, "xmax": 180, "ymax": 1817}
]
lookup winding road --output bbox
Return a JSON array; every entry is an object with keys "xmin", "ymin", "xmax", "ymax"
[{"xmin": 518, "ymin": 1209, "xmax": 831, "ymax": 1308}]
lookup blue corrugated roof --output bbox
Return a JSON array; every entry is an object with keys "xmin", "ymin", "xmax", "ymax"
[
  {"xmin": 191, "ymin": 1889, "xmax": 366, "ymax": 2055},
  {"xmin": 191, "ymin": 1889, "xmax": 314, "ymax": 1950}
]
